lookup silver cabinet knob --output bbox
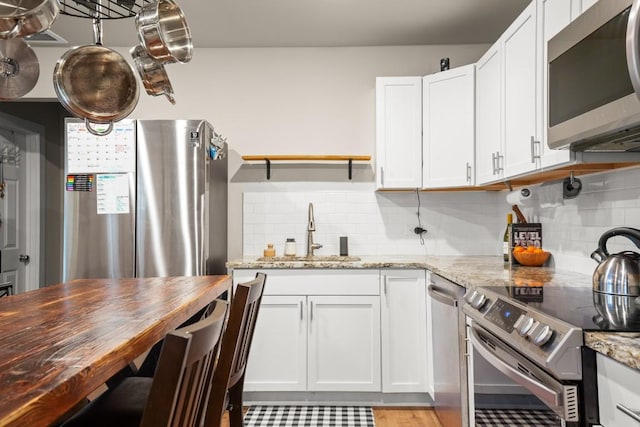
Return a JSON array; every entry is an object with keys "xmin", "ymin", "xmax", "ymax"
[
  {"xmin": 19, "ymin": 254, "xmax": 30, "ymax": 263},
  {"xmin": 514, "ymin": 314, "xmax": 534, "ymax": 336}
]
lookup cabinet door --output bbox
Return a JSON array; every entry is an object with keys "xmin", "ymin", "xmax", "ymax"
[
  {"xmin": 307, "ymin": 295, "xmax": 381, "ymax": 392},
  {"xmin": 597, "ymin": 354, "xmax": 640, "ymax": 427},
  {"xmin": 423, "ymin": 65, "xmax": 476, "ymax": 188},
  {"xmin": 380, "ymin": 270, "xmax": 428, "ymax": 393},
  {"xmin": 375, "ymin": 77, "xmax": 423, "ymax": 189},
  {"xmin": 244, "ymin": 295, "xmax": 307, "ymax": 391},
  {"xmin": 503, "ymin": 0, "xmax": 542, "ymax": 177},
  {"xmin": 475, "ymin": 42, "xmax": 503, "ymax": 185},
  {"xmin": 540, "ymin": 0, "xmax": 573, "ymax": 168}
]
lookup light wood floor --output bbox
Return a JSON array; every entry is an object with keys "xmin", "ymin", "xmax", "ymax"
[{"xmin": 221, "ymin": 407, "xmax": 442, "ymax": 427}]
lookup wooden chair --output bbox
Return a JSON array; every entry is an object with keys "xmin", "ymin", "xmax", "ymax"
[
  {"xmin": 61, "ymin": 299, "xmax": 228, "ymax": 427},
  {"xmin": 204, "ymin": 272, "xmax": 267, "ymax": 427}
]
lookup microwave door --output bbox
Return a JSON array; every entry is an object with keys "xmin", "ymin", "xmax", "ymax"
[
  {"xmin": 547, "ymin": 0, "xmax": 640, "ymax": 151},
  {"xmin": 627, "ymin": 0, "xmax": 640, "ymax": 99}
]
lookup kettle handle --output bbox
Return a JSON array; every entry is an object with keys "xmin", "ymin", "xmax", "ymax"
[{"xmin": 591, "ymin": 227, "xmax": 640, "ymax": 262}]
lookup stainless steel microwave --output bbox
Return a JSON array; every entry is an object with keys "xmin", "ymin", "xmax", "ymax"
[{"xmin": 548, "ymin": 0, "xmax": 640, "ymax": 151}]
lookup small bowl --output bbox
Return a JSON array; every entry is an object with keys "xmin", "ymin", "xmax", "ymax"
[{"xmin": 513, "ymin": 250, "xmax": 551, "ymax": 267}]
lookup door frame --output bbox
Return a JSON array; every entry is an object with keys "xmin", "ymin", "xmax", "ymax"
[{"xmin": 0, "ymin": 112, "xmax": 44, "ymax": 292}]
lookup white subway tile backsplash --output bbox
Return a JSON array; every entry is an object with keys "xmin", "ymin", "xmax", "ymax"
[{"xmin": 242, "ymin": 165, "xmax": 640, "ymax": 279}]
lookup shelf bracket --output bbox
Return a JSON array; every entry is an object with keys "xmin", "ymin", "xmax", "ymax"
[
  {"xmin": 265, "ymin": 158, "xmax": 271, "ymax": 180},
  {"xmin": 348, "ymin": 159, "xmax": 353, "ymax": 180}
]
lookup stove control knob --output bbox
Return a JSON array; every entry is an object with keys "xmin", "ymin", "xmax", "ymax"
[
  {"xmin": 532, "ymin": 324, "xmax": 553, "ymax": 347},
  {"xmin": 525, "ymin": 321, "xmax": 541, "ymax": 338},
  {"xmin": 513, "ymin": 314, "xmax": 534, "ymax": 337},
  {"xmin": 470, "ymin": 292, "xmax": 488, "ymax": 310},
  {"xmin": 464, "ymin": 290, "xmax": 479, "ymax": 305}
]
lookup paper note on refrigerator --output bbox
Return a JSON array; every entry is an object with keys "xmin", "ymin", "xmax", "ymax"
[{"xmin": 96, "ymin": 173, "xmax": 130, "ymax": 214}]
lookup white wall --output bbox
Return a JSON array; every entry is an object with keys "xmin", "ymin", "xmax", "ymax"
[
  {"xmin": 31, "ymin": 44, "xmax": 489, "ymax": 260},
  {"xmin": 515, "ymin": 166, "xmax": 640, "ymax": 276}
]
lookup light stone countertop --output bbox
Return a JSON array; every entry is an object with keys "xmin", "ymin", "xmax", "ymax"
[
  {"xmin": 584, "ymin": 332, "xmax": 640, "ymax": 371},
  {"xmin": 227, "ymin": 254, "xmax": 640, "ymax": 371}
]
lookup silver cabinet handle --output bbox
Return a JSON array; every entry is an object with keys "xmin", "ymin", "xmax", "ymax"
[
  {"xmin": 496, "ymin": 152, "xmax": 504, "ymax": 173},
  {"xmin": 617, "ymin": 404, "xmax": 640, "ymax": 423},
  {"xmin": 627, "ymin": 0, "xmax": 640, "ymax": 100},
  {"xmin": 310, "ymin": 301, "xmax": 313, "ymax": 322},
  {"xmin": 380, "ymin": 166, "xmax": 384, "ymax": 186},
  {"xmin": 300, "ymin": 301, "xmax": 303, "ymax": 321},
  {"xmin": 530, "ymin": 136, "xmax": 541, "ymax": 163},
  {"xmin": 428, "ymin": 284, "xmax": 458, "ymax": 307},
  {"xmin": 491, "ymin": 152, "xmax": 497, "ymax": 175},
  {"xmin": 466, "ymin": 162, "xmax": 471, "ymax": 183}
]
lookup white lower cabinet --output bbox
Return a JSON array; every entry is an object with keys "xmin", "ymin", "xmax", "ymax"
[
  {"xmin": 235, "ymin": 269, "xmax": 381, "ymax": 393},
  {"xmin": 243, "ymin": 295, "xmax": 307, "ymax": 391},
  {"xmin": 380, "ymin": 269, "xmax": 428, "ymax": 393},
  {"xmin": 308, "ymin": 295, "xmax": 381, "ymax": 391},
  {"xmin": 597, "ymin": 354, "xmax": 640, "ymax": 427}
]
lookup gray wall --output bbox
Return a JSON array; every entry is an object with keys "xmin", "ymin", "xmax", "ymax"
[{"xmin": 0, "ymin": 102, "xmax": 70, "ymax": 285}]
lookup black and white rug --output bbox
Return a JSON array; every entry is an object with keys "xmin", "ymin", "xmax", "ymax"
[
  {"xmin": 244, "ymin": 405, "xmax": 375, "ymax": 427},
  {"xmin": 475, "ymin": 408, "xmax": 560, "ymax": 426}
]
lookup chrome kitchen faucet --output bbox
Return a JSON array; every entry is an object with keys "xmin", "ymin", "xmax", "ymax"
[{"xmin": 306, "ymin": 202, "xmax": 323, "ymax": 257}]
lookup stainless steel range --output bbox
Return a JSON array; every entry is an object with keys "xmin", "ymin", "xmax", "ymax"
[{"xmin": 462, "ymin": 285, "xmax": 615, "ymax": 427}]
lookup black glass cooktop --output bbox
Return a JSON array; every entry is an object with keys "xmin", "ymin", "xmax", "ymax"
[{"xmin": 482, "ymin": 286, "xmax": 640, "ymax": 332}]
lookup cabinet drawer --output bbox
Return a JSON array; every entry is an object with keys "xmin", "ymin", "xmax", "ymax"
[
  {"xmin": 597, "ymin": 354, "xmax": 640, "ymax": 427},
  {"xmin": 232, "ymin": 269, "xmax": 380, "ymax": 296}
]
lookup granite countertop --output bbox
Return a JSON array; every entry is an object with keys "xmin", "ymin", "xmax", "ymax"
[
  {"xmin": 585, "ymin": 332, "xmax": 640, "ymax": 371},
  {"xmin": 227, "ymin": 255, "xmax": 592, "ymax": 289},
  {"xmin": 226, "ymin": 254, "xmax": 640, "ymax": 372}
]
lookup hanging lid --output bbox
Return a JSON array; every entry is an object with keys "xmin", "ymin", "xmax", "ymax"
[{"xmin": 0, "ymin": 38, "xmax": 39, "ymax": 100}]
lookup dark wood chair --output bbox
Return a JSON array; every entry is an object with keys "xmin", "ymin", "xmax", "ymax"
[
  {"xmin": 61, "ymin": 299, "xmax": 228, "ymax": 427},
  {"xmin": 204, "ymin": 272, "xmax": 267, "ymax": 427}
]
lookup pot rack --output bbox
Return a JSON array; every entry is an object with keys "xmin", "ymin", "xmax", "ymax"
[{"xmin": 59, "ymin": 0, "xmax": 153, "ymax": 19}]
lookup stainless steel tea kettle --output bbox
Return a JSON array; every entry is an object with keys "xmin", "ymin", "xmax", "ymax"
[{"xmin": 591, "ymin": 227, "xmax": 640, "ymax": 296}]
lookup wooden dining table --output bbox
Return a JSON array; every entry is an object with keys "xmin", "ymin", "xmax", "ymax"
[{"xmin": 0, "ymin": 275, "xmax": 231, "ymax": 427}]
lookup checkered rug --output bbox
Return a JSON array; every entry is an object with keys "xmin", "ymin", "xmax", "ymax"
[
  {"xmin": 475, "ymin": 408, "xmax": 560, "ymax": 426},
  {"xmin": 244, "ymin": 406, "xmax": 375, "ymax": 427}
]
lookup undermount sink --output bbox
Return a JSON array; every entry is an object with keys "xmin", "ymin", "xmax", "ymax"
[{"xmin": 256, "ymin": 255, "xmax": 361, "ymax": 262}]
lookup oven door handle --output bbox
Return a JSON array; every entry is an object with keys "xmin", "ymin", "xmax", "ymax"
[
  {"xmin": 627, "ymin": 0, "xmax": 640, "ymax": 100},
  {"xmin": 468, "ymin": 326, "xmax": 561, "ymax": 406}
]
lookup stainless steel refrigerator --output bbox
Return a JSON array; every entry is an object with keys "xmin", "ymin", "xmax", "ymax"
[{"xmin": 62, "ymin": 119, "xmax": 228, "ymax": 281}]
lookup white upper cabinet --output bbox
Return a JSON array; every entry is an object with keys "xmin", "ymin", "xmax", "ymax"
[
  {"xmin": 375, "ymin": 77, "xmax": 423, "ymax": 189},
  {"xmin": 423, "ymin": 64, "xmax": 476, "ymax": 188},
  {"xmin": 476, "ymin": 42, "xmax": 503, "ymax": 184},
  {"xmin": 476, "ymin": 0, "xmax": 542, "ymax": 185},
  {"xmin": 503, "ymin": 0, "xmax": 542, "ymax": 178}
]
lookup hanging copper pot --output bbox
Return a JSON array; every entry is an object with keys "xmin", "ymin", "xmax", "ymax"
[
  {"xmin": 135, "ymin": 0, "xmax": 192, "ymax": 64},
  {"xmin": 52, "ymin": 18, "xmax": 139, "ymax": 136}
]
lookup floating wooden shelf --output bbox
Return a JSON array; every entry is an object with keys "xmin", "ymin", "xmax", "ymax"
[{"xmin": 242, "ymin": 155, "xmax": 371, "ymax": 180}]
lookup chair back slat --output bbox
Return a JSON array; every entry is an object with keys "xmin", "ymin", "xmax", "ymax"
[
  {"xmin": 205, "ymin": 273, "xmax": 266, "ymax": 426},
  {"xmin": 141, "ymin": 300, "xmax": 227, "ymax": 427}
]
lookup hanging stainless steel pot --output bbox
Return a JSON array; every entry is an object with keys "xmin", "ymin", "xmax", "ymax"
[
  {"xmin": 0, "ymin": 0, "xmax": 60, "ymax": 39},
  {"xmin": 53, "ymin": 19, "xmax": 139, "ymax": 136},
  {"xmin": 135, "ymin": 0, "xmax": 192, "ymax": 64},
  {"xmin": 591, "ymin": 227, "xmax": 640, "ymax": 296},
  {"xmin": 130, "ymin": 44, "xmax": 175, "ymax": 104},
  {"xmin": 0, "ymin": 38, "xmax": 39, "ymax": 99}
]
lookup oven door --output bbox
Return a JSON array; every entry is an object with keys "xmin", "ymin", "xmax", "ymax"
[{"xmin": 468, "ymin": 323, "xmax": 580, "ymax": 423}]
